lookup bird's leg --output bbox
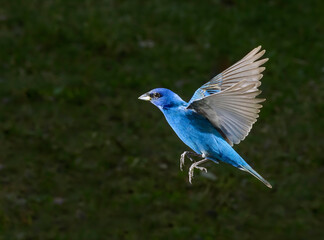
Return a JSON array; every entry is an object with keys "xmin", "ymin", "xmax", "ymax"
[
  {"xmin": 188, "ymin": 159, "xmax": 209, "ymax": 184},
  {"xmin": 180, "ymin": 151, "xmax": 202, "ymax": 171}
]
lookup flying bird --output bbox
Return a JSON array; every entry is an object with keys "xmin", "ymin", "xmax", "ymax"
[{"xmin": 139, "ymin": 46, "xmax": 272, "ymax": 188}]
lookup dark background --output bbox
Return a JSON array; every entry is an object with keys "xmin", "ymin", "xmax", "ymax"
[{"xmin": 0, "ymin": 0, "xmax": 323, "ymax": 239}]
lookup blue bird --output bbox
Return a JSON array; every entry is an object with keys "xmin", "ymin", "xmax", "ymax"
[{"xmin": 139, "ymin": 46, "xmax": 272, "ymax": 188}]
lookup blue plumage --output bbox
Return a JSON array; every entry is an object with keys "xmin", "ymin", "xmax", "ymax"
[{"xmin": 139, "ymin": 46, "xmax": 272, "ymax": 188}]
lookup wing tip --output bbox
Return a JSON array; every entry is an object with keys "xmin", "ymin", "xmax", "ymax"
[
  {"xmin": 253, "ymin": 47, "xmax": 266, "ymax": 61},
  {"xmin": 257, "ymin": 58, "xmax": 269, "ymax": 66},
  {"xmin": 254, "ymin": 81, "xmax": 261, "ymax": 88},
  {"xmin": 259, "ymin": 67, "xmax": 266, "ymax": 73},
  {"xmin": 258, "ymin": 74, "xmax": 263, "ymax": 81}
]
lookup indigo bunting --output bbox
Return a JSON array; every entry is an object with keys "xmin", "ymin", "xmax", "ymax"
[{"xmin": 139, "ymin": 46, "xmax": 272, "ymax": 188}]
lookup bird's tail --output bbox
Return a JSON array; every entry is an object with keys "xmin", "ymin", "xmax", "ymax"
[{"xmin": 239, "ymin": 164, "xmax": 272, "ymax": 188}]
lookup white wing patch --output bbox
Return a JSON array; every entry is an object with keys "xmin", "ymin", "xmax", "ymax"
[{"xmin": 188, "ymin": 81, "xmax": 265, "ymax": 146}]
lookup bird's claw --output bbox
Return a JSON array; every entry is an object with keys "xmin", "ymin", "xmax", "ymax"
[
  {"xmin": 188, "ymin": 160, "xmax": 208, "ymax": 184},
  {"xmin": 180, "ymin": 151, "xmax": 194, "ymax": 171},
  {"xmin": 179, "ymin": 152, "xmax": 210, "ymax": 183}
]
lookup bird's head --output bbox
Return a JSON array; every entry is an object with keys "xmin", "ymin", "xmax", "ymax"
[{"xmin": 138, "ymin": 88, "xmax": 185, "ymax": 109}]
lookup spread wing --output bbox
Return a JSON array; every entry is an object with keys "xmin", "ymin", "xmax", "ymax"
[
  {"xmin": 187, "ymin": 46, "xmax": 268, "ymax": 146},
  {"xmin": 188, "ymin": 46, "xmax": 268, "ymax": 104},
  {"xmin": 188, "ymin": 81, "xmax": 265, "ymax": 146}
]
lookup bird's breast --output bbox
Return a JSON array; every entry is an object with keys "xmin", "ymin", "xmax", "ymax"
[{"xmin": 162, "ymin": 107, "xmax": 223, "ymax": 155}]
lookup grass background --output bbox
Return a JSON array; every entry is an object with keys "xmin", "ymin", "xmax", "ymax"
[{"xmin": 0, "ymin": 0, "xmax": 323, "ymax": 239}]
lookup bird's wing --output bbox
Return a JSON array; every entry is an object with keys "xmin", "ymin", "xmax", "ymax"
[
  {"xmin": 188, "ymin": 46, "xmax": 268, "ymax": 104},
  {"xmin": 187, "ymin": 80, "xmax": 265, "ymax": 146}
]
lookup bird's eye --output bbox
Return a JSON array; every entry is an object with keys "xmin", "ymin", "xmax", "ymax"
[{"xmin": 150, "ymin": 92, "xmax": 161, "ymax": 99}]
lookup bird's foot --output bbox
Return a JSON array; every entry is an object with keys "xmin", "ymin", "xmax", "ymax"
[
  {"xmin": 180, "ymin": 151, "xmax": 200, "ymax": 171},
  {"xmin": 188, "ymin": 159, "xmax": 209, "ymax": 184}
]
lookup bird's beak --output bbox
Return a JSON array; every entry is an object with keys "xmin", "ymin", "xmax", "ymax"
[{"xmin": 138, "ymin": 93, "xmax": 151, "ymax": 101}]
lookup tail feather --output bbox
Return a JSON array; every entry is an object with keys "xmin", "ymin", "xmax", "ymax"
[{"xmin": 240, "ymin": 164, "xmax": 272, "ymax": 188}]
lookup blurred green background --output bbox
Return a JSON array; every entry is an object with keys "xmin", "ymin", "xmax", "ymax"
[{"xmin": 0, "ymin": 0, "xmax": 323, "ymax": 239}]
